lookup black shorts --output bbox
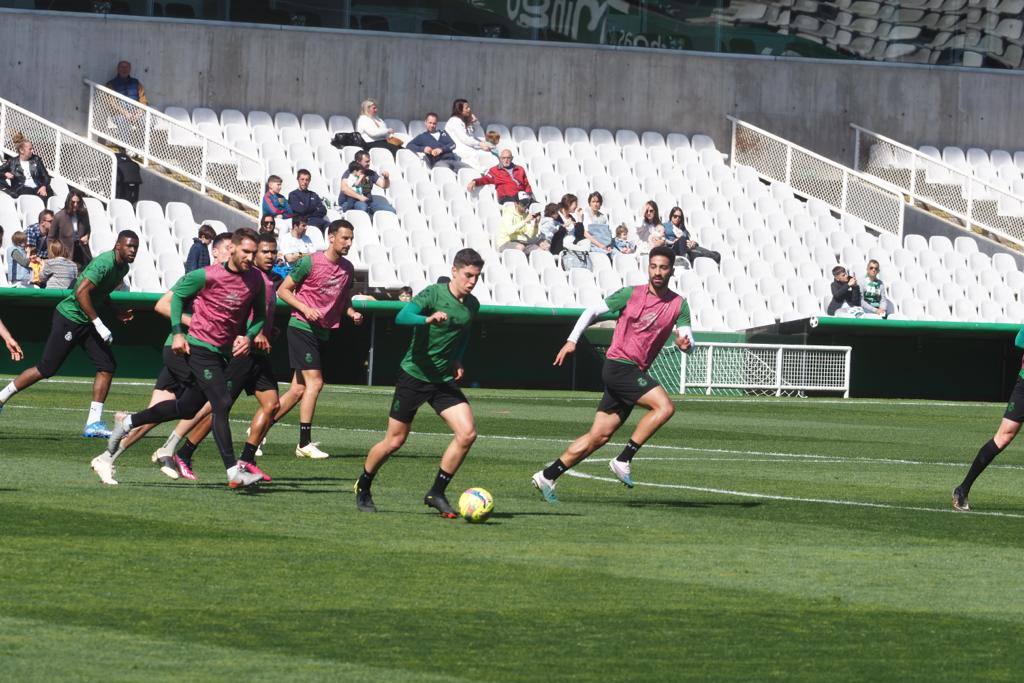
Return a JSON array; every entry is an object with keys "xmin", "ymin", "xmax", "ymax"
[
  {"xmin": 225, "ymin": 354, "xmax": 255, "ymax": 400},
  {"xmin": 186, "ymin": 345, "xmax": 229, "ymax": 396},
  {"xmin": 597, "ymin": 359, "xmax": 661, "ymax": 420},
  {"xmin": 244, "ymin": 354, "xmax": 278, "ymax": 395},
  {"xmin": 388, "ymin": 369, "xmax": 469, "ymax": 424},
  {"xmin": 36, "ymin": 309, "xmax": 116, "ymax": 378},
  {"xmin": 154, "ymin": 346, "xmax": 193, "ymax": 396},
  {"xmin": 288, "ymin": 326, "xmax": 324, "ymax": 371},
  {"xmin": 1004, "ymin": 377, "xmax": 1024, "ymax": 422}
]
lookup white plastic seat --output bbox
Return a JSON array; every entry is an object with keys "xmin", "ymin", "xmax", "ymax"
[
  {"xmin": 328, "ymin": 115, "xmax": 354, "ymax": 133},
  {"xmin": 666, "ymin": 133, "xmax": 690, "ymax": 151},
  {"xmin": 219, "ymin": 109, "xmax": 246, "ymax": 128},
  {"xmin": 992, "ymin": 252, "xmax": 1018, "ymax": 273}
]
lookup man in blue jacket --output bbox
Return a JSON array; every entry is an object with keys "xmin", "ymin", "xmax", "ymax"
[
  {"xmin": 406, "ymin": 113, "xmax": 467, "ymax": 171},
  {"xmin": 287, "ymin": 169, "xmax": 329, "ymax": 229}
]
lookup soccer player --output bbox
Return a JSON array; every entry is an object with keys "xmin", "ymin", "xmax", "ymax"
[
  {"xmin": 273, "ymin": 219, "xmax": 362, "ymax": 459},
  {"xmin": 98, "ymin": 229, "xmax": 267, "ymax": 488},
  {"xmin": 952, "ymin": 327, "xmax": 1024, "ymax": 511},
  {"xmin": 169, "ymin": 232, "xmax": 283, "ymax": 481},
  {"xmin": 0, "ymin": 231, "xmax": 139, "ymax": 437},
  {"xmin": 531, "ymin": 246, "xmax": 694, "ymax": 502},
  {"xmin": 355, "ymin": 248, "xmax": 483, "ymax": 517}
]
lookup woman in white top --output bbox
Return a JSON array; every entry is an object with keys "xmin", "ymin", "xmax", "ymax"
[
  {"xmin": 356, "ymin": 99, "xmax": 401, "ymax": 155},
  {"xmin": 582, "ymin": 191, "xmax": 613, "ymax": 255},
  {"xmin": 581, "ymin": 191, "xmax": 608, "ymax": 227},
  {"xmin": 444, "ymin": 99, "xmax": 493, "ymax": 171}
]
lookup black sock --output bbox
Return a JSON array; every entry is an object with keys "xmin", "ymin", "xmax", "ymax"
[
  {"xmin": 240, "ymin": 441, "xmax": 258, "ymax": 464},
  {"xmin": 299, "ymin": 422, "xmax": 312, "ymax": 448},
  {"xmin": 357, "ymin": 469, "xmax": 375, "ymax": 493},
  {"xmin": 176, "ymin": 439, "xmax": 197, "ymax": 467},
  {"xmin": 960, "ymin": 439, "xmax": 1004, "ymax": 495},
  {"xmin": 616, "ymin": 439, "xmax": 641, "ymax": 463},
  {"xmin": 543, "ymin": 458, "xmax": 569, "ymax": 481},
  {"xmin": 429, "ymin": 468, "xmax": 453, "ymax": 495}
]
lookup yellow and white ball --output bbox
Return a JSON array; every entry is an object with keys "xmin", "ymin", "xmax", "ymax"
[{"xmin": 458, "ymin": 487, "xmax": 494, "ymax": 523}]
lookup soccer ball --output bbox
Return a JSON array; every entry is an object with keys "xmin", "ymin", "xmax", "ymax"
[{"xmin": 458, "ymin": 487, "xmax": 494, "ymax": 523}]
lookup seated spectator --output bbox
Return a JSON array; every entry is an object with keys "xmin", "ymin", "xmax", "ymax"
[
  {"xmin": 861, "ymin": 259, "xmax": 892, "ymax": 318},
  {"xmin": 51, "ymin": 191, "xmax": 92, "ymax": 268},
  {"xmin": 582, "ymin": 191, "xmax": 608, "ymax": 227},
  {"xmin": 612, "ymin": 225, "xmax": 636, "ymax": 254},
  {"xmin": 583, "ymin": 208, "xmax": 613, "ymax": 257},
  {"xmin": 25, "ymin": 210, "xmax": 53, "ymax": 258},
  {"xmin": 287, "ymin": 169, "xmax": 329, "ymax": 229},
  {"xmin": 827, "ymin": 265, "xmax": 862, "ymax": 316},
  {"xmin": 184, "ymin": 223, "xmax": 216, "ymax": 273},
  {"xmin": 466, "ymin": 149, "xmax": 533, "ymax": 204},
  {"xmin": 27, "ymin": 245, "xmax": 42, "ymax": 285},
  {"xmin": 407, "ymin": 112, "xmax": 464, "ymax": 170},
  {"xmin": 279, "ymin": 216, "xmax": 315, "ymax": 264},
  {"xmin": 445, "ymin": 98, "xmax": 493, "ymax": 170},
  {"xmin": 259, "ymin": 214, "xmax": 278, "ymax": 235},
  {"xmin": 338, "ymin": 151, "xmax": 395, "ymax": 216},
  {"xmin": 550, "ymin": 193, "xmax": 585, "ymax": 255},
  {"xmin": 397, "ymin": 286, "xmax": 414, "ymax": 303},
  {"xmin": 261, "ymin": 175, "xmax": 293, "ymax": 220},
  {"xmin": 1, "ymin": 140, "xmax": 53, "ymax": 199},
  {"xmin": 485, "ymin": 131, "xmax": 502, "ymax": 157},
  {"xmin": 638, "ymin": 200, "xmax": 662, "ymax": 242},
  {"xmin": 538, "ymin": 203, "xmax": 561, "ymax": 244},
  {"xmin": 497, "ymin": 192, "xmax": 547, "ymax": 253},
  {"xmin": 106, "ymin": 60, "xmax": 148, "ymax": 104},
  {"xmin": 38, "ymin": 240, "xmax": 78, "ymax": 290},
  {"xmin": 356, "ymin": 99, "xmax": 402, "ymax": 155},
  {"xmin": 6, "ymin": 231, "xmax": 32, "ymax": 285},
  {"xmin": 666, "ymin": 206, "xmax": 720, "ymax": 264}
]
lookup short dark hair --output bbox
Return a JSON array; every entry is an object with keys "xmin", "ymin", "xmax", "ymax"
[
  {"xmin": 292, "ymin": 216, "xmax": 308, "ymax": 228},
  {"xmin": 559, "ymin": 194, "xmax": 578, "ymax": 211},
  {"xmin": 587, "ymin": 191, "xmax": 603, "ymax": 204},
  {"xmin": 648, "ymin": 246, "xmax": 675, "ymax": 264},
  {"xmin": 398, "ymin": 286, "xmax": 413, "ymax": 296},
  {"xmin": 354, "ymin": 150, "xmax": 369, "ymax": 163},
  {"xmin": 425, "ymin": 112, "xmax": 439, "ymax": 120},
  {"xmin": 197, "ymin": 224, "xmax": 216, "ymax": 241},
  {"xmin": 544, "ymin": 202, "xmax": 560, "ymax": 218},
  {"xmin": 232, "ymin": 227, "xmax": 259, "ymax": 245},
  {"xmin": 296, "ymin": 168, "xmax": 311, "ymax": 179},
  {"xmin": 832, "ymin": 265, "xmax": 847, "ymax": 277},
  {"xmin": 258, "ymin": 232, "xmax": 277, "ymax": 245},
  {"xmin": 347, "ymin": 160, "xmax": 363, "ymax": 174},
  {"xmin": 266, "ymin": 174, "xmax": 282, "ymax": 185},
  {"xmin": 453, "ymin": 248, "xmax": 484, "ymax": 270},
  {"xmin": 213, "ymin": 232, "xmax": 233, "ymax": 250},
  {"xmin": 38, "ymin": 209, "xmax": 54, "ymax": 222},
  {"xmin": 116, "ymin": 229, "xmax": 140, "ymax": 243},
  {"xmin": 328, "ymin": 219, "xmax": 354, "ymax": 236}
]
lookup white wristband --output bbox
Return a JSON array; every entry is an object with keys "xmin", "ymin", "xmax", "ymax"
[{"xmin": 92, "ymin": 317, "xmax": 113, "ymax": 343}]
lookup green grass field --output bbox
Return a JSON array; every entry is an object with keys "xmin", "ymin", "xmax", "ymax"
[{"xmin": 2, "ymin": 380, "xmax": 1024, "ymax": 681}]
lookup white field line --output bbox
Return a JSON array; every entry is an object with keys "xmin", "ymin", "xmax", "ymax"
[
  {"xmin": 8, "ymin": 404, "xmax": 1024, "ymax": 472},
  {"xmin": 0, "ymin": 377, "xmax": 1002, "ymax": 408},
  {"xmin": 565, "ymin": 471, "xmax": 1024, "ymax": 520}
]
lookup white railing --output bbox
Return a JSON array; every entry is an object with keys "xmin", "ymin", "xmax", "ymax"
[
  {"xmin": 728, "ymin": 117, "xmax": 905, "ymax": 237},
  {"xmin": 851, "ymin": 124, "xmax": 1024, "ymax": 250},
  {"xmin": 0, "ymin": 96, "xmax": 116, "ymax": 203},
  {"xmin": 84, "ymin": 80, "xmax": 262, "ymax": 212},
  {"xmin": 650, "ymin": 342, "xmax": 852, "ymax": 397}
]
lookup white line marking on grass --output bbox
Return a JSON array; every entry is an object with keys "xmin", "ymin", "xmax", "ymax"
[{"xmin": 565, "ymin": 471, "xmax": 1024, "ymax": 519}]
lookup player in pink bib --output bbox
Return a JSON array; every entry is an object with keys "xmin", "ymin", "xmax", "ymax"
[{"xmin": 532, "ymin": 246, "xmax": 695, "ymax": 502}]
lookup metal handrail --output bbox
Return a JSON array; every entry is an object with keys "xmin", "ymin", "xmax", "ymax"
[
  {"xmin": 0, "ymin": 96, "xmax": 116, "ymax": 203},
  {"xmin": 84, "ymin": 79, "xmax": 262, "ymax": 212},
  {"xmin": 728, "ymin": 116, "xmax": 905, "ymax": 237},
  {"xmin": 851, "ymin": 123, "xmax": 1024, "ymax": 249}
]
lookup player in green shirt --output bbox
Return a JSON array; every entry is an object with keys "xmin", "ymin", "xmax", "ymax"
[
  {"xmin": 355, "ymin": 248, "xmax": 483, "ymax": 517},
  {"xmin": 0, "ymin": 231, "xmax": 139, "ymax": 437}
]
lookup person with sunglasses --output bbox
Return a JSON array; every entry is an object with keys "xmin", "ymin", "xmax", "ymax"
[
  {"xmin": 665, "ymin": 206, "xmax": 720, "ymax": 264},
  {"xmin": 259, "ymin": 215, "xmax": 278, "ymax": 235},
  {"xmin": 860, "ymin": 259, "xmax": 891, "ymax": 318}
]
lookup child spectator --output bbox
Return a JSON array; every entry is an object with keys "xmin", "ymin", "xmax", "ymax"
[
  {"xmin": 612, "ymin": 225, "xmax": 635, "ymax": 254},
  {"xmin": 397, "ymin": 286, "xmax": 413, "ymax": 302},
  {"xmin": 184, "ymin": 224, "xmax": 216, "ymax": 273},
  {"xmin": 27, "ymin": 245, "xmax": 42, "ymax": 285},
  {"xmin": 344, "ymin": 160, "xmax": 368, "ymax": 201},
  {"xmin": 538, "ymin": 203, "xmax": 561, "ymax": 244},
  {"xmin": 38, "ymin": 241, "xmax": 78, "ymax": 289},
  {"xmin": 485, "ymin": 131, "xmax": 501, "ymax": 157},
  {"xmin": 261, "ymin": 174, "xmax": 293, "ymax": 220},
  {"xmin": 6, "ymin": 231, "xmax": 32, "ymax": 285}
]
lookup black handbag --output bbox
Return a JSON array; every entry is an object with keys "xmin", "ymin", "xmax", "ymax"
[{"xmin": 331, "ymin": 132, "xmax": 364, "ymax": 149}]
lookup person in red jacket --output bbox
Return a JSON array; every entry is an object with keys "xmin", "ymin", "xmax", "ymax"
[{"xmin": 466, "ymin": 150, "xmax": 533, "ymax": 204}]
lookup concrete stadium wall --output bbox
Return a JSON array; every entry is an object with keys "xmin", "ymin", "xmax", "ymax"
[{"xmin": 3, "ymin": 9, "xmax": 1023, "ymax": 167}]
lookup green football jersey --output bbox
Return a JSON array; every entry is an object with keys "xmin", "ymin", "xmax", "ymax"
[
  {"xmin": 399, "ymin": 283, "xmax": 479, "ymax": 383},
  {"xmin": 54, "ymin": 250, "xmax": 129, "ymax": 324}
]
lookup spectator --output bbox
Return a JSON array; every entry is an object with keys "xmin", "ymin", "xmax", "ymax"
[
  {"xmin": 550, "ymin": 193, "xmax": 585, "ymax": 255},
  {"xmin": 497, "ymin": 192, "xmax": 546, "ymax": 253},
  {"xmin": 261, "ymin": 175, "xmax": 293, "ymax": 220},
  {"xmin": 287, "ymin": 169, "xmax": 329, "ymax": 229},
  {"xmin": 278, "ymin": 216, "xmax": 315, "ymax": 264},
  {"xmin": 106, "ymin": 60, "xmax": 148, "ymax": 104},
  {"xmin": 26, "ymin": 245, "xmax": 42, "ymax": 285},
  {"xmin": 445, "ymin": 98, "xmax": 493, "ymax": 170},
  {"xmin": 861, "ymin": 259, "xmax": 892, "ymax": 318},
  {"xmin": 38, "ymin": 240, "xmax": 78, "ymax": 289},
  {"xmin": 638, "ymin": 200, "xmax": 662, "ymax": 242},
  {"xmin": 827, "ymin": 265, "xmax": 862, "ymax": 316},
  {"xmin": 356, "ymin": 99, "xmax": 402, "ymax": 155},
  {"xmin": 538, "ymin": 202, "xmax": 562, "ymax": 245},
  {"xmin": 666, "ymin": 206, "xmax": 720, "ymax": 264},
  {"xmin": 1, "ymin": 140, "xmax": 53, "ymax": 199},
  {"xmin": 582, "ymin": 191, "xmax": 608, "ymax": 227},
  {"xmin": 105, "ymin": 60, "xmax": 148, "ymax": 137},
  {"xmin": 51, "ymin": 191, "xmax": 92, "ymax": 268},
  {"xmin": 466, "ymin": 149, "xmax": 533, "ymax": 204},
  {"xmin": 259, "ymin": 214, "xmax": 277, "ymax": 236},
  {"xmin": 338, "ymin": 151, "xmax": 395, "ymax": 216},
  {"xmin": 485, "ymin": 131, "xmax": 502, "ymax": 157},
  {"xmin": 612, "ymin": 225, "xmax": 636, "ymax": 254},
  {"xmin": 184, "ymin": 223, "xmax": 216, "ymax": 273},
  {"xmin": 6, "ymin": 231, "xmax": 32, "ymax": 285},
  {"xmin": 25, "ymin": 210, "xmax": 53, "ymax": 258},
  {"xmin": 406, "ymin": 112, "xmax": 464, "ymax": 170},
  {"xmin": 397, "ymin": 286, "xmax": 413, "ymax": 302}
]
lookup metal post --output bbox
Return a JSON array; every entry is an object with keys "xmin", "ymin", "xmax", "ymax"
[
  {"xmin": 367, "ymin": 315, "xmax": 376, "ymax": 386},
  {"xmin": 840, "ymin": 170, "xmax": 849, "ymax": 214},
  {"xmin": 775, "ymin": 346, "xmax": 784, "ymax": 397},
  {"xmin": 705, "ymin": 345, "xmax": 713, "ymax": 396},
  {"xmin": 909, "ymin": 144, "xmax": 918, "ymax": 198},
  {"xmin": 86, "ymin": 85, "xmax": 96, "ymax": 142},
  {"xmin": 53, "ymin": 130, "xmax": 62, "ymax": 181},
  {"xmin": 853, "ymin": 128, "xmax": 860, "ymax": 171},
  {"xmin": 843, "ymin": 347, "xmax": 852, "ymax": 398},
  {"xmin": 678, "ymin": 346, "xmax": 688, "ymax": 395},
  {"xmin": 142, "ymin": 109, "xmax": 152, "ymax": 167},
  {"xmin": 729, "ymin": 118, "xmax": 737, "ymax": 168},
  {"xmin": 199, "ymin": 135, "xmax": 209, "ymax": 193},
  {"xmin": 784, "ymin": 145, "xmax": 793, "ymax": 185}
]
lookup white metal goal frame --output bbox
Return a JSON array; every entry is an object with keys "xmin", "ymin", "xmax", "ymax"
[
  {"xmin": 0, "ymin": 96, "xmax": 116, "ymax": 203},
  {"xmin": 648, "ymin": 341, "xmax": 853, "ymax": 397},
  {"xmin": 84, "ymin": 80, "xmax": 263, "ymax": 212},
  {"xmin": 728, "ymin": 116, "xmax": 904, "ymax": 238},
  {"xmin": 851, "ymin": 123, "xmax": 1024, "ymax": 250}
]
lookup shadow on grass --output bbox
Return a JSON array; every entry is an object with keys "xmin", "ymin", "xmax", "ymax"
[
  {"xmin": 622, "ymin": 500, "xmax": 763, "ymax": 509},
  {"xmin": 490, "ymin": 511, "xmax": 583, "ymax": 518}
]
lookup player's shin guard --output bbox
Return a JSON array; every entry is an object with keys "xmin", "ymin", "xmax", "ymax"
[{"xmin": 959, "ymin": 438, "xmax": 1004, "ymax": 495}]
